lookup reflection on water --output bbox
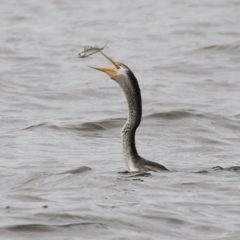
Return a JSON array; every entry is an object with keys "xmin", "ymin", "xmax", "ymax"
[{"xmin": 1, "ymin": 0, "xmax": 240, "ymax": 239}]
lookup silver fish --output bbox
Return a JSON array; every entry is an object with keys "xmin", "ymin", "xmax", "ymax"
[{"xmin": 78, "ymin": 44, "xmax": 108, "ymax": 58}]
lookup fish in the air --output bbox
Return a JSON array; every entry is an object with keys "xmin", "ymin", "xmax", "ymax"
[{"xmin": 78, "ymin": 44, "xmax": 108, "ymax": 58}]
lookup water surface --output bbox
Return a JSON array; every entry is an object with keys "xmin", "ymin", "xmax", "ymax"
[{"xmin": 1, "ymin": 0, "xmax": 240, "ymax": 239}]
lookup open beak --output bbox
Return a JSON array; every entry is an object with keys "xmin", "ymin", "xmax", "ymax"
[{"xmin": 89, "ymin": 51, "xmax": 120, "ymax": 78}]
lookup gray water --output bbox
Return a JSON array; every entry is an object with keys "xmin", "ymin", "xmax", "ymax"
[{"xmin": 1, "ymin": 0, "xmax": 240, "ymax": 239}]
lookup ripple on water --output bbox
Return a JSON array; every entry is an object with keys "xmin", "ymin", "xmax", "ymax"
[{"xmin": 197, "ymin": 42, "xmax": 240, "ymax": 55}]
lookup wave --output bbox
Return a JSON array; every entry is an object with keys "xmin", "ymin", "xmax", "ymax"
[
  {"xmin": 4, "ymin": 224, "xmax": 53, "ymax": 232},
  {"xmin": 60, "ymin": 166, "xmax": 91, "ymax": 174},
  {"xmin": 145, "ymin": 110, "xmax": 200, "ymax": 120},
  {"xmin": 194, "ymin": 42, "xmax": 240, "ymax": 54},
  {"xmin": 22, "ymin": 123, "xmax": 62, "ymax": 131},
  {"xmin": 22, "ymin": 118, "xmax": 125, "ymax": 132},
  {"xmin": 196, "ymin": 166, "xmax": 240, "ymax": 174},
  {"xmin": 22, "ymin": 110, "xmax": 240, "ymax": 133},
  {"xmin": 4, "ymin": 221, "xmax": 107, "ymax": 233}
]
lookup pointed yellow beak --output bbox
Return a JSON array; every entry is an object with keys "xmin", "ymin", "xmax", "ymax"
[{"xmin": 89, "ymin": 51, "xmax": 120, "ymax": 78}]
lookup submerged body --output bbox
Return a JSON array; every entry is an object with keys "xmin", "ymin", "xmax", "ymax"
[
  {"xmin": 89, "ymin": 52, "xmax": 168, "ymax": 172},
  {"xmin": 78, "ymin": 44, "xmax": 107, "ymax": 58}
]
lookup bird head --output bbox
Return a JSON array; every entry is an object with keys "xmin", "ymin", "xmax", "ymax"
[{"xmin": 89, "ymin": 52, "xmax": 128, "ymax": 80}]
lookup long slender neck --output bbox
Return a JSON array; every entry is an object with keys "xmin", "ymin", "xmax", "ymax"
[{"xmin": 115, "ymin": 70, "xmax": 142, "ymax": 170}]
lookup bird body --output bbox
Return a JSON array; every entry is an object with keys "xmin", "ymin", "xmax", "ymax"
[{"xmin": 89, "ymin": 52, "xmax": 168, "ymax": 172}]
